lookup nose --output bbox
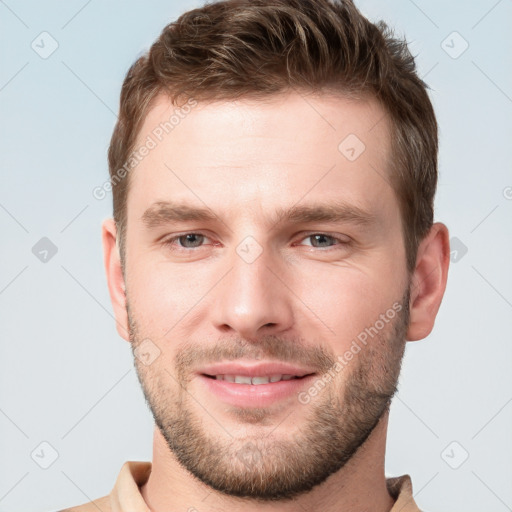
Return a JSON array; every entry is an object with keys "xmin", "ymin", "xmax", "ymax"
[{"xmin": 211, "ymin": 242, "xmax": 294, "ymax": 341}]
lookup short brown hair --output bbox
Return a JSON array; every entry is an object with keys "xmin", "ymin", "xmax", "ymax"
[{"xmin": 108, "ymin": 0, "xmax": 437, "ymax": 275}]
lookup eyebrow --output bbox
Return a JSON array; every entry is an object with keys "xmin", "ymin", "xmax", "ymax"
[
  {"xmin": 141, "ymin": 200, "xmax": 378, "ymax": 230},
  {"xmin": 141, "ymin": 201, "xmax": 218, "ymax": 228}
]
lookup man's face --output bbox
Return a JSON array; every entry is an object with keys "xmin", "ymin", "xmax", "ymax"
[{"xmin": 124, "ymin": 91, "xmax": 411, "ymax": 500}]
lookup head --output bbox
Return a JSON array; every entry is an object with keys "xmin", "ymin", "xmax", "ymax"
[{"xmin": 102, "ymin": 0, "xmax": 449, "ymax": 502}]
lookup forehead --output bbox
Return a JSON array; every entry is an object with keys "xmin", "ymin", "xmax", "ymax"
[
  {"xmin": 134, "ymin": 90, "xmax": 390, "ymax": 159},
  {"xmin": 127, "ymin": 90, "xmax": 395, "ymax": 225}
]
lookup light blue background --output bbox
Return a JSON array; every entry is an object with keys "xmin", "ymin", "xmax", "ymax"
[{"xmin": 0, "ymin": 1, "xmax": 511, "ymax": 511}]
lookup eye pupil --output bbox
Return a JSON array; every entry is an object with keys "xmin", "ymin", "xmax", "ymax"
[
  {"xmin": 311, "ymin": 234, "xmax": 332, "ymax": 247},
  {"xmin": 180, "ymin": 234, "xmax": 203, "ymax": 247}
]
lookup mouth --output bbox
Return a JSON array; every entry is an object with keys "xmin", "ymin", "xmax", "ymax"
[
  {"xmin": 202, "ymin": 373, "xmax": 313, "ymax": 385},
  {"xmin": 196, "ymin": 362, "xmax": 318, "ymax": 408}
]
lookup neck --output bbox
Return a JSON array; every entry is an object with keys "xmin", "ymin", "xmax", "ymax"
[{"xmin": 140, "ymin": 411, "xmax": 395, "ymax": 512}]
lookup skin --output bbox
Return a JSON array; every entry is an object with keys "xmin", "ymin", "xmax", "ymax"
[{"xmin": 102, "ymin": 90, "xmax": 450, "ymax": 512}]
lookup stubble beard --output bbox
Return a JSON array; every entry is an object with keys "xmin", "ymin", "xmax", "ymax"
[{"xmin": 128, "ymin": 287, "xmax": 410, "ymax": 502}]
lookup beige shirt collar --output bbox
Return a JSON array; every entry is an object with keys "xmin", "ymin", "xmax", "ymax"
[{"xmin": 66, "ymin": 460, "xmax": 422, "ymax": 512}]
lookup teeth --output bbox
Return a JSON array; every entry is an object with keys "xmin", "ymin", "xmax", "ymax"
[
  {"xmin": 251, "ymin": 376, "xmax": 270, "ymax": 385},
  {"xmin": 213, "ymin": 374, "xmax": 300, "ymax": 384},
  {"xmin": 234, "ymin": 375, "xmax": 252, "ymax": 384}
]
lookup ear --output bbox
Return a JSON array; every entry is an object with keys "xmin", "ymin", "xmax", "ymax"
[
  {"xmin": 407, "ymin": 222, "xmax": 450, "ymax": 341},
  {"xmin": 102, "ymin": 218, "xmax": 130, "ymax": 342}
]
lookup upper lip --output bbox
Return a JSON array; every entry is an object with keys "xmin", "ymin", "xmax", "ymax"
[{"xmin": 198, "ymin": 361, "xmax": 317, "ymax": 378}]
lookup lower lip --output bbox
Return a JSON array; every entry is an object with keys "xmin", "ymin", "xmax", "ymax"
[{"xmin": 197, "ymin": 374, "xmax": 316, "ymax": 408}]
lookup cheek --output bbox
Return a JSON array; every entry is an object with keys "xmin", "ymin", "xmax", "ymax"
[
  {"xmin": 293, "ymin": 263, "xmax": 403, "ymax": 350},
  {"xmin": 127, "ymin": 258, "xmax": 219, "ymax": 337}
]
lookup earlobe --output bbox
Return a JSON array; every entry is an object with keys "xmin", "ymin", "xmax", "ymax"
[
  {"xmin": 101, "ymin": 218, "xmax": 130, "ymax": 342},
  {"xmin": 406, "ymin": 222, "xmax": 450, "ymax": 342}
]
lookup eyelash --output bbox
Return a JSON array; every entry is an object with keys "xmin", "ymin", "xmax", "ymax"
[{"xmin": 161, "ymin": 232, "xmax": 351, "ymax": 252}]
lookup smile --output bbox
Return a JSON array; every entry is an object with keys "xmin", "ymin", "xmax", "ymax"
[{"xmin": 204, "ymin": 374, "xmax": 309, "ymax": 385}]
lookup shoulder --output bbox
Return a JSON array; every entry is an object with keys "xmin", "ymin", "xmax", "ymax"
[
  {"xmin": 53, "ymin": 460, "xmax": 151, "ymax": 512},
  {"xmin": 55, "ymin": 494, "xmax": 111, "ymax": 512},
  {"xmin": 387, "ymin": 474, "xmax": 423, "ymax": 512}
]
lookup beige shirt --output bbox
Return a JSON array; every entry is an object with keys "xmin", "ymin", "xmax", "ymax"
[{"xmin": 58, "ymin": 461, "xmax": 421, "ymax": 512}]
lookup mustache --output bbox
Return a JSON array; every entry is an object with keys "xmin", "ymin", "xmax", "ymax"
[{"xmin": 174, "ymin": 335, "xmax": 336, "ymax": 380}]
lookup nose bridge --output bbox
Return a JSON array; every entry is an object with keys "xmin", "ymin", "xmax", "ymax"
[{"xmin": 211, "ymin": 234, "xmax": 293, "ymax": 338}]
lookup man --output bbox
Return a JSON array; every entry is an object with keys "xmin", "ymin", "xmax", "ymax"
[{"xmin": 61, "ymin": 0, "xmax": 450, "ymax": 510}]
